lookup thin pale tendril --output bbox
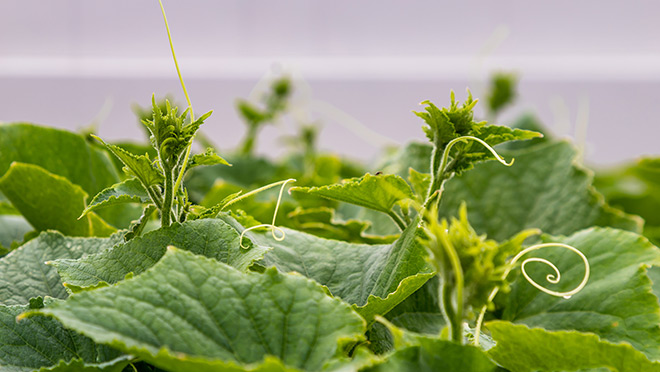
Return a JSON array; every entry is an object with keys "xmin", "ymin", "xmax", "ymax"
[
  {"xmin": 239, "ymin": 179, "xmax": 296, "ymax": 249},
  {"xmin": 473, "ymin": 243, "xmax": 590, "ymax": 346},
  {"xmin": 157, "ymin": 0, "xmax": 197, "ymax": 195},
  {"xmin": 440, "ymin": 136, "xmax": 514, "ymax": 176}
]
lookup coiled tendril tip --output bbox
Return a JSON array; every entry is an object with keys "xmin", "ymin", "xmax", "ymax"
[{"xmin": 239, "ymin": 178, "xmax": 296, "ymax": 249}]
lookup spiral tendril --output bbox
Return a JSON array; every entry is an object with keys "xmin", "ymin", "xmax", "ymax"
[
  {"xmin": 239, "ymin": 179, "xmax": 295, "ymax": 249},
  {"xmin": 473, "ymin": 242, "xmax": 590, "ymax": 346}
]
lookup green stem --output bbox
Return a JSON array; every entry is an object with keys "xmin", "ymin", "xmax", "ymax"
[
  {"xmin": 425, "ymin": 141, "xmax": 442, "ymax": 202},
  {"xmin": 161, "ymin": 167, "xmax": 174, "ymax": 227},
  {"xmin": 386, "ymin": 210, "xmax": 407, "ymax": 232},
  {"xmin": 145, "ymin": 185, "xmax": 163, "ymax": 210},
  {"xmin": 240, "ymin": 124, "xmax": 258, "ymax": 156}
]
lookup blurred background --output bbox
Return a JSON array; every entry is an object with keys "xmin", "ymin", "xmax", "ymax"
[{"xmin": 1, "ymin": 0, "xmax": 659, "ymax": 166}]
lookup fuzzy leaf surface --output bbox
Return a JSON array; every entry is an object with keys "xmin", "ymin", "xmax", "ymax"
[
  {"xmin": 53, "ymin": 218, "xmax": 269, "ymax": 290},
  {"xmin": 499, "ymin": 227, "xmax": 660, "ymax": 360},
  {"xmin": 253, "ymin": 220, "xmax": 434, "ymax": 323},
  {"xmin": 0, "ymin": 123, "xmax": 119, "ymax": 196},
  {"xmin": 0, "ymin": 300, "xmax": 127, "ymax": 372},
  {"xmin": 92, "ymin": 136, "xmax": 164, "ymax": 187},
  {"xmin": 29, "ymin": 248, "xmax": 366, "ymax": 372},
  {"xmin": 488, "ymin": 321, "xmax": 660, "ymax": 372},
  {"xmin": 189, "ymin": 148, "xmax": 231, "ymax": 169},
  {"xmin": 0, "ymin": 163, "xmax": 115, "ymax": 237},
  {"xmin": 291, "ymin": 173, "xmax": 414, "ymax": 214},
  {"xmin": 81, "ymin": 178, "xmax": 151, "ymax": 217},
  {"xmin": 439, "ymin": 141, "xmax": 641, "ymax": 241},
  {"xmin": 0, "ymin": 232, "xmax": 122, "ymax": 306}
]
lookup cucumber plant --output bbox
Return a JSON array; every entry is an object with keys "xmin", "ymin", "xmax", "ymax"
[{"xmin": 0, "ymin": 2, "xmax": 658, "ymax": 372}]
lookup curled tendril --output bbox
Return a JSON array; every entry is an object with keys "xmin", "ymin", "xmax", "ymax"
[
  {"xmin": 473, "ymin": 242, "xmax": 590, "ymax": 346},
  {"xmin": 239, "ymin": 178, "xmax": 296, "ymax": 249},
  {"xmin": 440, "ymin": 135, "xmax": 515, "ymax": 175}
]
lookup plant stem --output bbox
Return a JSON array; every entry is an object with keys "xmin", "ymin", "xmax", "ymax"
[
  {"xmin": 386, "ymin": 210, "xmax": 407, "ymax": 232},
  {"xmin": 240, "ymin": 124, "xmax": 258, "ymax": 156},
  {"xmin": 425, "ymin": 141, "xmax": 442, "ymax": 202},
  {"xmin": 437, "ymin": 228, "xmax": 465, "ymax": 344},
  {"xmin": 161, "ymin": 167, "xmax": 174, "ymax": 226},
  {"xmin": 145, "ymin": 185, "xmax": 164, "ymax": 210}
]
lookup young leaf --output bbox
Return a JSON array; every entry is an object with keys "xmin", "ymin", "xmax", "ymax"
[
  {"xmin": 52, "ymin": 218, "xmax": 270, "ymax": 291},
  {"xmin": 81, "ymin": 178, "xmax": 151, "ymax": 217},
  {"xmin": 0, "ymin": 231, "xmax": 122, "ymax": 306},
  {"xmin": 1, "ymin": 300, "xmax": 129, "ymax": 372},
  {"xmin": 26, "ymin": 248, "xmax": 366, "ymax": 372},
  {"xmin": 188, "ymin": 147, "xmax": 231, "ymax": 169},
  {"xmin": 498, "ymin": 227, "xmax": 660, "ymax": 360},
  {"xmin": 0, "ymin": 162, "xmax": 115, "ymax": 237},
  {"xmin": 291, "ymin": 173, "xmax": 414, "ymax": 217},
  {"xmin": 440, "ymin": 141, "xmax": 642, "ymax": 241},
  {"xmin": 488, "ymin": 321, "xmax": 660, "ymax": 372},
  {"xmin": 92, "ymin": 136, "xmax": 164, "ymax": 187}
]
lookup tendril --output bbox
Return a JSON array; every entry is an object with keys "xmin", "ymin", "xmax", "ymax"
[
  {"xmin": 440, "ymin": 136, "xmax": 514, "ymax": 177},
  {"xmin": 473, "ymin": 242, "xmax": 590, "ymax": 346},
  {"xmin": 239, "ymin": 178, "xmax": 296, "ymax": 249}
]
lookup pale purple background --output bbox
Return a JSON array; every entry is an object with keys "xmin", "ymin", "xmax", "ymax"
[{"xmin": 1, "ymin": 0, "xmax": 659, "ymax": 166}]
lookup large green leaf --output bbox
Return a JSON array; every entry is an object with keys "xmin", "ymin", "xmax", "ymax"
[
  {"xmin": 0, "ymin": 231, "xmax": 122, "ymax": 306},
  {"xmin": 498, "ymin": 227, "xmax": 660, "ymax": 360},
  {"xmin": 27, "ymin": 248, "xmax": 366, "ymax": 372},
  {"xmin": 0, "ymin": 299, "xmax": 129, "ymax": 372},
  {"xmin": 291, "ymin": 173, "xmax": 414, "ymax": 215},
  {"xmin": 439, "ymin": 141, "xmax": 641, "ymax": 241},
  {"xmin": 249, "ymin": 218, "xmax": 434, "ymax": 323},
  {"xmin": 81, "ymin": 178, "xmax": 151, "ymax": 218},
  {"xmin": 365, "ymin": 338, "xmax": 497, "ymax": 372},
  {"xmin": 488, "ymin": 321, "xmax": 660, "ymax": 372},
  {"xmin": 52, "ymin": 218, "xmax": 269, "ymax": 291},
  {"xmin": 0, "ymin": 163, "xmax": 115, "ymax": 237},
  {"xmin": 0, "ymin": 123, "xmax": 119, "ymax": 196}
]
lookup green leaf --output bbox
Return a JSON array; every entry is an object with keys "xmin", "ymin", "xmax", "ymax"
[
  {"xmin": 27, "ymin": 248, "xmax": 366, "ymax": 372},
  {"xmin": 0, "ymin": 123, "xmax": 119, "ymax": 196},
  {"xmin": 0, "ymin": 300, "xmax": 128, "ymax": 372},
  {"xmin": 0, "ymin": 163, "xmax": 115, "ymax": 237},
  {"xmin": 0, "ymin": 231, "xmax": 122, "ymax": 306},
  {"xmin": 366, "ymin": 338, "xmax": 496, "ymax": 372},
  {"xmin": 189, "ymin": 148, "xmax": 231, "ymax": 169},
  {"xmin": 0, "ymin": 214, "xmax": 32, "ymax": 252},
  {"xmin": 498, "ymin": 227, "xmax": 660, "ymax": 360},
  {"xmin": 488, "ymin": 321, "xmax": 660, "ymax": 372},
  {"xmin": 286, "ymin": 207, "xmax": 398, "ymax": 244},
  {"xmin": 291, "ymin": 173, "xmax": 414, "ymax": 215},
  {"xmin": 248, "ymin": 219, "xmax": 434, "ymax": 324},
  {"xmin": 81, "ymin": 178, "xmax": 151, "ymax": 218},
  {"xmin": 52, "ymin": 218, "xmax": 269, "ymax": 291},
  {"xmin": 378, "ymin": 142, "xmax": 433, "ymax": 177},
  {"xmin": 407, "ymin": 168, "xmax": 430, "ymax": 202},
  {"xmin": 439, "ymin": 141, "xmax": 642, "ymax": 241},
  {"xmin": 92, "ymin": 136, "xmax": 164, "ymax": 187}
]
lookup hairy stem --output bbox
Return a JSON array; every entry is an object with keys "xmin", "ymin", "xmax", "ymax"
[
  {"xmin": 145, "ymin": 185, "xmax": 164, "ymax": 210},
  {"xmin": 161, "ymin": 167, "xmax": 174, "ymax": 227},
  {"xmin": 386, "ymin": 210, "xmax": 407, "ymax": 232}
]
